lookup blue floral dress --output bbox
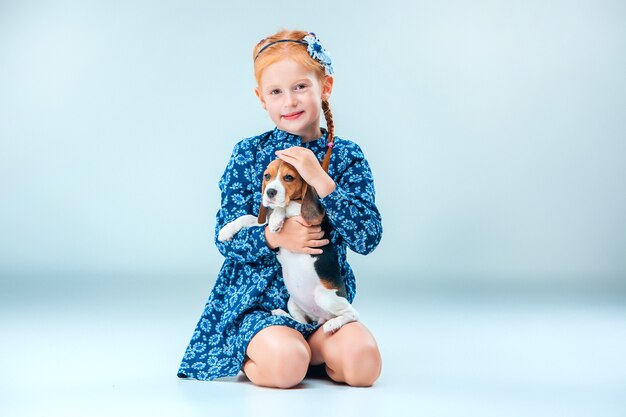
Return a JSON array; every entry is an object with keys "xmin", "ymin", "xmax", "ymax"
[{"xmin": 177, "ymin": 127, "xmax": 383, "ymax": 381}]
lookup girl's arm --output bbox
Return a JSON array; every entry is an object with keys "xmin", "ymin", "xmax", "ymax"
[
  {"xmin": 319, "ymin": 148, "xmax": 383, "ymax": 255},
  {"xmin": 214, "ymin": 141, "xmax": 276, "ymax": 264}
]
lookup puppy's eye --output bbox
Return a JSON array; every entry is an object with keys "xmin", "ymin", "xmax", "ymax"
[
  {"xmin": 264, "ymin": 174, "xmax": 271, "ymax": 181},
  {"xmin": 284, "ymin": 175, "xmax": 294, "ymax": 182}
]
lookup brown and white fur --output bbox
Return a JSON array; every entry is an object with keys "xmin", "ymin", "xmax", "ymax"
[{"xmin": 217, "ymin": 158, "xmax": 359, "ymax": 334}]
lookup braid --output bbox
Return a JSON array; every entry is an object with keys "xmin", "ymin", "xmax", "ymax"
[{"xmin": 321, "ymin": 98, "xmax": 334, "ymax": 173}]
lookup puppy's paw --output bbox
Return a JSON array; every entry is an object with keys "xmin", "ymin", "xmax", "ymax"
[
  {"xmin": 271, "ymin": 308, "xmax": 290, "ymax": 317},
  {"xmin": 322, "ymin": 317, "xmax": 344, "ymax": 334},
  {"xmin": 217, "ymin": 226, "xmax": 234, "ymax": 242},
  {"xmin": 269, "ymin": 222, "xmax": 284, "ymax": 233}
]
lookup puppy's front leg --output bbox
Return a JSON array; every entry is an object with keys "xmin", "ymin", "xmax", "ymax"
[
  {"xmin": 268, "ymin": 207, "xmax": 286, "ymax": 233},
  {"xmin": 218, "ymin": 215, "xmax": 264, "ymax": 242}
]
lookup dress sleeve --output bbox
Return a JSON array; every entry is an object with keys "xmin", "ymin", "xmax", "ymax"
[
  {"xmin": 213, "ymin": 140, "xmax": 276, "ymax": 264},
  {"xmin": 319, "ymin": 144, "xmax": 383, "ymax": 255}
]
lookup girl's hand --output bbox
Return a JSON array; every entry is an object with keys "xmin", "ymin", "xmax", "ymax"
[
  {"xmin": 275, "ymin": 147, "xmax": 336, "ymax": 198},
  {"xmin": 265, "ymin": 216, "xmax": 329, "ymax": 255},
  {"xmin": 275, "ymin": 147, "xmax": 321, "ymax": 184}
]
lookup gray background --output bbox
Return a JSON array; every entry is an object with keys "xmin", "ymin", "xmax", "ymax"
[
  {"xmin": 2, "ymin": 0, "xmax": 625, "ymax": 288},
  {"xmin": 1, "ymin": 1, "xmax": 625, "ymax": 416}
]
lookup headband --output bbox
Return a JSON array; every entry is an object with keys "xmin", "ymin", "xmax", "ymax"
[{"xmin": 254, "ymin": 33, "xmax": 334, "ymax": 75}]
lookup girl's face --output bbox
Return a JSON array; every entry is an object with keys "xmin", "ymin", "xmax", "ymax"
[{"xmin": 256, "ymin": 58, "xmax": 333, "ymax": 142}]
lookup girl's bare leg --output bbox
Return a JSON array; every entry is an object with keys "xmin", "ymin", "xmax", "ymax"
[
  {"xmin": 242, "ymin": 325, "xmax": 311, "ymax": 389},
  {"xmin": 307, "ymin": 321, "xmax": 382, "ymax": 387}
]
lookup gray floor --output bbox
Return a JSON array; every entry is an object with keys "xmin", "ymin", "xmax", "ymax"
[{"xmin": 2, "ymin": 274, "xmax": 626, "ymax": 417}]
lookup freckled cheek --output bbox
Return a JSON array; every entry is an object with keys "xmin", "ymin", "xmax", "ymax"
[{"xmin": 264, "ymin": 98, "xmax": 280, "ymax": 113}]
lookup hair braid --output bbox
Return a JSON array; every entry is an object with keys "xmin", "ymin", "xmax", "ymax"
[{"xmin": 321, "ymin": 98, "xmax": 334, "ymax": 173}]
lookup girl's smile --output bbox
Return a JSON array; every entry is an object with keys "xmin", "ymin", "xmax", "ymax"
[{"xmin": 282, "ymin": 111, "xmax": 304, "ymax": 120}]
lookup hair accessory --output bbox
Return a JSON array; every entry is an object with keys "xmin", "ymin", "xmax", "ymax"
[
  {"xmin": 254, "ymin": 32, "xmax": 334, "ymax": 75},
  {"xmin": 302, "ymin": 33, "xmax": 334, "ymax": 75},
  {"xmin": 327, "ymin": 142, "xmax": 334, "ymax": 148},
  {"xmin": 254, "ymin": 39, "xmax": 307, "ymax": 61}
]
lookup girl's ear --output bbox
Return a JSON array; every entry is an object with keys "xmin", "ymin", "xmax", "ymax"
[
  {"xmin": 255, "ymin": 87, "xmax": 267, "ymax": 110},
  {"xmin": 257, "ymin": 179, "xmax": 268, "ymax": 223},
  {"xmin": 322, "ymin": 76, "xmax": 334, "ymax": 100},
  {"xmin": 300, "ymin": 183, "xmax": 326, "ymax": 225}
]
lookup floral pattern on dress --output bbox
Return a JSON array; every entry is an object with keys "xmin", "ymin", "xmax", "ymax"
[{"xmin": 177, "ymin": 127, "xmax": 382, "ymax": 381}]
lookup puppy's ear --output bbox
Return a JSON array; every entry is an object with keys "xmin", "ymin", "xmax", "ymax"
[
  {"xmin": 257, "ymin": 177, "xmax": 268, "ymax": 224},
  {"xmin": 301, "ymin": 182, "xmax": 325, "ymax": 225},
  {"xmin": 258, "ymin": 203, "xmax": 268, "ymax": 224}
]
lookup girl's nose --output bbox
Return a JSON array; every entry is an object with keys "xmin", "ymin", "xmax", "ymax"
[{"xmin": 284, "ymin": 91, "xmax": 297, "ymax": 106}]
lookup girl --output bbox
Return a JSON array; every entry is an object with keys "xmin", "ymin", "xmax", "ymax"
[{"xmin": 177, "ymin": 29, "xmax": 383, "ymax": 388}]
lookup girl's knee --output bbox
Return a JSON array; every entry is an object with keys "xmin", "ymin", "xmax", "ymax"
[
  {"xmin": 271, "ymin": 340, "xmax": 311, "ymax": 388},
  {"xmin": 251, "ymin": 337, "xmax": 311, "ymax": 389},
  {"xmin": 341, "ymin": 342, "xmax": 382, "ymax": 387}
]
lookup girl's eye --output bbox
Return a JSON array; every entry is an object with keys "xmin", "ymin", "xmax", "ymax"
[
  {"xmin": 295, "ymin": 83, "xmax": 307, "ymax": 90},
  {"xmin": 284, "ymin": 175, "xmax": 294, "ymax": 182},
  {"xmin": 270, "ymin": 89, "xmax": 281, "ymax": 95}
]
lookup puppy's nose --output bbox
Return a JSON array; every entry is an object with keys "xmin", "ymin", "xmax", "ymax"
[{"xmin": 266, "ymin": 188, "xmax": 277, "ymax": 199}]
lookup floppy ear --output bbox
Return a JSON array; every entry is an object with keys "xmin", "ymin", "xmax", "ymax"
[
  {"xmin": 257, "ymin": 179, "xmax": 268, "ymax": 224},
  {"xmin": 258, "ymin": 204, "xmax": 268, "ymax": 224},
  {"xmin": 300, "ymin": 182, "xmax": 326, "ymax": 225}
]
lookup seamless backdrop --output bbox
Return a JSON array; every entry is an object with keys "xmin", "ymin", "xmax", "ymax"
[{"xmin": 1, "ymin": 0, "xmax": 625, "ymax": 292}]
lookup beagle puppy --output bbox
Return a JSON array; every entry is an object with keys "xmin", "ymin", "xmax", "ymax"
[{"xmin": 218, "ymin": 158, "xmax": 359, "ymax": 333}]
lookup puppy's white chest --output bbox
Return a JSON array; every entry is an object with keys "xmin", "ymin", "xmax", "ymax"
[{"xmin": 285, "ymin": 202, "xmax": 301, "ymax": 218}]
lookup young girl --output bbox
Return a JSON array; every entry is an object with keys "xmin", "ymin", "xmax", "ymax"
[{"xmin": 177, "ymin": 29, "xmax": 383, "ymax": 388}]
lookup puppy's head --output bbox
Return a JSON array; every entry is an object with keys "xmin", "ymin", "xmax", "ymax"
[
  {"xmin": 262, "ymin": 159, "xmax": 304, "ymax": 208},
  {"xmin": 257, "ymin": 158, "xmax": 325, "ymax": 225}
]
